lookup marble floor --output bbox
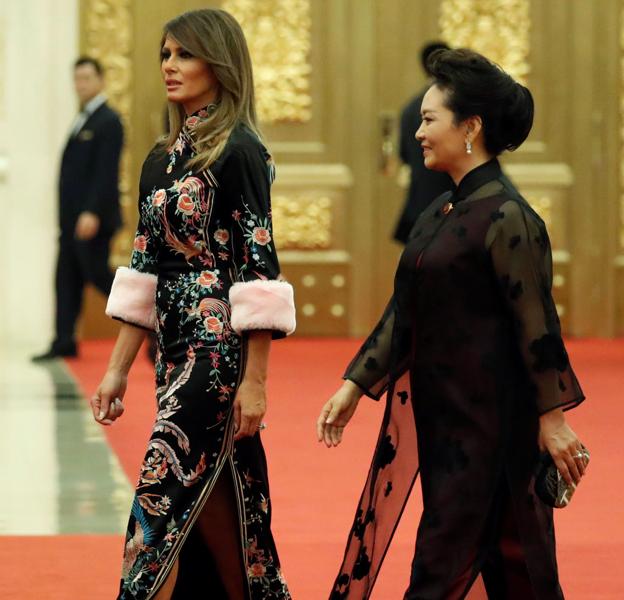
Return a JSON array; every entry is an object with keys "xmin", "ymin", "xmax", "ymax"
[{"xmin": 0, "ymin": 349, "xmax": 132, "ymax": 535}]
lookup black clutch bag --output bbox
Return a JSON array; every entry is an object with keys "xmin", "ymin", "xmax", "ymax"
[{"xmin": 534, "ymin": 447, "xmax": 589, "ymax": 508}]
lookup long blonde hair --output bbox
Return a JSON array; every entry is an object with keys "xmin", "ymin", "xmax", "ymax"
[{"xmin": 160, "ymin": 9, "xmax": 261, "ymax": 171}]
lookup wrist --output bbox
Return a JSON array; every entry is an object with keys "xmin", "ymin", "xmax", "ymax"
[
  {"xmin": 241, "ymin": 373, "xmax": 267, "ymax": 387},
  {"xmin": 342, "ymin": 379, "xmax": 363, "ymax": 402},
  {"xmin": 539, "ymin": 408, "xmax": 564, "ymax": 426},
  {"xmin": 107, "ymin": 364, "xmax": 130, "ymax": 378}
]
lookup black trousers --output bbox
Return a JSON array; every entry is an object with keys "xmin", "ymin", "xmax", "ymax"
[{"xmin": 53, "ymin": 232, "xmax": 115, "ymax": 349}]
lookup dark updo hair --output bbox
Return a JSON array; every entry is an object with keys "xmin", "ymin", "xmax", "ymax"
[
  {"xmin": 420, "ymin": 41, "xmax": 450, "ymax": 76},
  {"xmin": 427, "ymin": 48, "xmax": 534, "ymax": 155}
]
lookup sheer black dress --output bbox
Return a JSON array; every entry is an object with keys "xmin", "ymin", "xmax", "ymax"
[{"xmin": 330, "ymin": 159, "xmax": 584, "ymax": 600}]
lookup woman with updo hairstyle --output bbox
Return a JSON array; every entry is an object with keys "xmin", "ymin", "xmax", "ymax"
[
  {"xmin": 91, "ymin": 9, "xmax": 294, "ymax": 600},
  {"xmin": 318, "ymin": 49, "xmax": 586, "ymax": 599}
]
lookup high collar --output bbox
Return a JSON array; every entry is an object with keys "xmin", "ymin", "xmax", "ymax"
[
  {"xmin": 183, "ymin": 103, "xmax": 218, "ymax": 132},
  {"xmin": 452, "ymin": 158, "xmax": 502, "ymax": 202}
]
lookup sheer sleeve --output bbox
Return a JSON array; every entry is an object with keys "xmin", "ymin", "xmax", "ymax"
[
  {"xmin": 221, "ymin": 143, "xmax": 295, "ymax": 337},
  {"xmin": 488, "ymin": 198, "xmax": 584, "ymax": 414},
  {"xmin": 344, "ymin": 297, "xmax": 405, "ymax": 400}
]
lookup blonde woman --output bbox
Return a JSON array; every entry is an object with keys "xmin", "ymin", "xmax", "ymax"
[{"xmin": 91, "ymin": 9, "xmax": 294, "ymax": 599}]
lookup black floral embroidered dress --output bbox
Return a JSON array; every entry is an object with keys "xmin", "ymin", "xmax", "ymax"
[
  {"xmin": 106, "ymin": 110, "xmax": 295, "ymax": 599},
  {"xmin": 331, "ymin": 159, "xmax": 584, "ymax": 599}
]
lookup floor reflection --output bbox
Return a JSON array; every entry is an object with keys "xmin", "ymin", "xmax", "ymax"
[{"xmin": 0, "ymin": 354, "xmax": 132, "ymax": 534}]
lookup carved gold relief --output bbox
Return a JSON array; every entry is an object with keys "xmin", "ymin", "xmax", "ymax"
[
  {"xmin": 272, "ymin": 194, "xmax": 332, "ymax": 249},
  {"xmin": 525, "ymin": 193, "xmax": 552, "ymax": 230},
  {"xmin": 439, "ymin": 0, "xmax": 531, "ymax": 84},
  {"xmin": 82, "ymin": 0, "xmax": 133, "ymax": 260},
  {"xmin": 222, "ymin": 0, "xmax": 312, "ymax": 123}
]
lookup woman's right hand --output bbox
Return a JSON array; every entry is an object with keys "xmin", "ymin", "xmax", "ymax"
[
  {"xmin": 91, "ymin": 370, "xmax": 128, "ymax": 425},
  {"xmin": 538, "ymin": 409, "xmax": 588, "ymax": 487},
  {"xmin": 317, "ymin": 380, "xmax": 363, "ymax": 448}
]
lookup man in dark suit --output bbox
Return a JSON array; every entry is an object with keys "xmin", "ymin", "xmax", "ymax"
[
  {"xmin": 393, "ymin": 42, "xmax": 453, "ymax": 244},
  {"xmin": 33, "ymin": 57, "xmax": 123, "ymax": 360}
]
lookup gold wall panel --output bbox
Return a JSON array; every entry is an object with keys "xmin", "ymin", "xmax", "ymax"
[
  {"xmin": 439, "ymin": 0, "xmax": 530, "ymax": 84},
  {"xmin": 280, "ymin": 260, "xmax": 349, "ymax": 336},
  {"xmin": 525, "ymin": 193, "xmax": 552, "ymax": 231},
  {"xmin": 272, "ymin": 194, "xmax": 332, "ymax": 249},
  {"xmin": 621, "ymin": 0, "xmax": 624, "ymax": 249},
  {"xmin": 222, "ymin": 0, "xmax": 312, "ymax": 123},
  {"xmin": 82, "ymin": 0, "xmax": 134, "ymax": 262},
  {"xmin": 552, "ymin": 258, "xmax": 569, "ymax": 333},
  {"xmin": 80, "ymin": 0, "xmax": 133, "ymax": 338}
]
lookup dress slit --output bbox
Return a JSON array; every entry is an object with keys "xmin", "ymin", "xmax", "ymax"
[
  {"xmin": 148, "ymin": 445, "xmax": 252, "ymax": 600},
  {"xmin": 145, "ymin": 451, "xmax": 232, "ymax": 599}
]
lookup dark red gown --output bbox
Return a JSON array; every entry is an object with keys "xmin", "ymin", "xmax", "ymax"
[{"xmin": 331, "ymin": 159, "xmax": 584, "ymax": 600}]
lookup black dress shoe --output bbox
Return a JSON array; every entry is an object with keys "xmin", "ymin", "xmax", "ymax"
[{"xmin": 31, "ymin": 345, "xmax": 77, "ymax": 362}]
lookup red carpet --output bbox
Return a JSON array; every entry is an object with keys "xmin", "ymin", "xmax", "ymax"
[
  {"xmin": 3, "ymin": 338, "xmax": 621, "ymax": 599},
  {"xmin": 0, "ymin": 535, "xmax": 122, "ymax": 599}
]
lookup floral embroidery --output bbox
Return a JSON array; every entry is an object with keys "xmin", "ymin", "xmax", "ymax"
[
  {"xmin": 152, "ymin": 188, "xmax": 167, "ymax": 207},
  {"xmin": 204, "ymin": 316, "xmax": 223, "ymax": 335},
  {"xmin": 214, "ymin": 228, "xmax": 230, "ymax": 245},
  {"xmin": 177, "ymin": 194, "xmax": 195, "ymax": 215},
  {"xmin": 252, "ymin": 226, "xmax": 272, "ymax": 246},
  {"xmin": 133, "ymin": 235, "xmax": 148, "ymax": 253},
  {"xmin": 120, "ymin": 112, "xmax": 289, "ymax": 599},
  {"xmin": 196, "ymin": 270, "xmax": 220, "ymax": 289}
]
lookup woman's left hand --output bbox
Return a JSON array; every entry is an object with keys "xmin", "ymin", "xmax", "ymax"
[
  {"xmin": 233, "ymin": 379, "xmax": 267, "ymax": 441},
  {"xmin": 538, "ymin": 409, "xmax": 588, "ymax": 487}
]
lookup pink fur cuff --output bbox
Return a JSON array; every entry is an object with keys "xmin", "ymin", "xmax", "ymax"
[
  {"xmin": 105, "ymin": 267, "xmax": 158, "ymax": 330},
  {"xmin": 229, "ymin": 280, "xmax": 296, "ymax": 336}
]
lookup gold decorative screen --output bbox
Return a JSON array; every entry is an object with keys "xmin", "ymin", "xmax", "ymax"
[
  {"xmin": 222, "ymin": 0, "xmax": 312, "ymax": 123},
  {"xmin": 439, "ymin": 0, "xmax": 530, "ymax": 84}
]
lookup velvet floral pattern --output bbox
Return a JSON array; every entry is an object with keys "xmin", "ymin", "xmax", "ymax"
[{"xmin": 117, "ymin": 112, "xmax": 290, "ymax": 599}]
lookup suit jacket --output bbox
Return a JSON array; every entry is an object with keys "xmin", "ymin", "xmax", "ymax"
[
  {"xmin": 393, "ymin": 87, "xmax": 452, "ymax": 243},
  {"xmin": 59, "ymin": 102, "xmax": 124, "ymax": 235}
]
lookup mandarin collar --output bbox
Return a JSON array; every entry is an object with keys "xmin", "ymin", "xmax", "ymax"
[
  {"xmin": 183, "ymin": 103, "xmax": 218, "ymax": 131},
  {"xmin": 452, "ymin": 158, "xmax": 502, "ymax": 202}
]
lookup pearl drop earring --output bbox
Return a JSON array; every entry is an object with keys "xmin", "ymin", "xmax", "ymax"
[{"xmin": 465, "ymin": 140, "xmax": 472, "ymax": 155}]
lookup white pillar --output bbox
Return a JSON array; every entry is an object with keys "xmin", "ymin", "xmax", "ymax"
[{"xmin": 0, "ymin": 0, "xmax": 79, "ymax": 352}]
